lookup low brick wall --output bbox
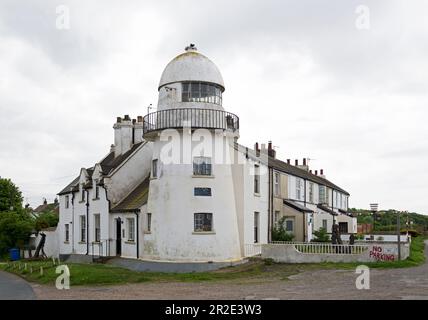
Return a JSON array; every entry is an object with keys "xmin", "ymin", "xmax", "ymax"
[{"xmin": 261, "ymin": 241, "xmax": 410, "ymax": 264}]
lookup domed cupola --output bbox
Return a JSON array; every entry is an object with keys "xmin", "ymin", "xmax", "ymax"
[
  {"xmin": 157, "ymin": 44, "xmax": 225, "ymax": 111},
  {"xmin": 144, "ymin": 45, "xmax": 239, "ymax": 140},
  {"xmin": 158, "ymin": 44, "xmax": 225, "ymax": 91}
]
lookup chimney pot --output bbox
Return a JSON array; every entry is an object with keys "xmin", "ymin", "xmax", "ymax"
[
  {"xmin": 295, "ymin": 159, "xmax": 298, "ymax": 166},
  {"xmin": 315, "ymin": 170, "xmax": 318, "ymax": 175},
  {"xmin": 116, "ymin": 117, "xmax": 122, "ymax": 123},
  {"xmin": 124, "ymin": 114, "xmax": 131, "ymax": 121},
  {"xmin": 309, "ymin": 170, "xmax": 312, "ymax": 174},
  {"xmin": 287, "ymin": 159, "xmax": 290, "ymax": 164},
  {"xmin": 320, "ymin": 169, "xmax": 324, "ymax": 175},
  {"xmin": 303, "ymin": 158, "xmax": 307, "ymax": 166},
  {"xmin": 137, "ymin": 116, "xmax": 143, "ymax": 122}
]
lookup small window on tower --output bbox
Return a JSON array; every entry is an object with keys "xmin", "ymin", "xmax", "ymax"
[{"xmin": 182, "ymin": 83, "xmax": 190, "ymax": 102}]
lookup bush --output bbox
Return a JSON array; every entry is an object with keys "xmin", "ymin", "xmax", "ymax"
[
  {"xmin": 312, "ymin": 227, "xmax": 330, "ymax": 242},
  {"xmin": 356, "ymin": 233, "xmax": 365, "ymax": 240},
  {"xmin": 272, "ymin": 217, "xmax": 294, "ymax": 241},
  {"xmin": 35, "ymin": 212, "xmax": 58, "ymax": 231},
  {"xmin": 0, "ymin": 211, "xmax": 34, "ymax": 255}
]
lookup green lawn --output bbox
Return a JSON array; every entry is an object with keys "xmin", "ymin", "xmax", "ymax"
[{"xmin": 1, "ymin": 237, "xmax": 425, "ymax": 287}]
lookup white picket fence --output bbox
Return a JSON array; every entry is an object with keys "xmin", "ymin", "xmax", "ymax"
[
  {"xmin": 245, "ymin": 242, "xmax": 370, "ymax": 257},
  {"xmin": 244, "ymin": 243, "xmax": 262, "ymax": 257}
]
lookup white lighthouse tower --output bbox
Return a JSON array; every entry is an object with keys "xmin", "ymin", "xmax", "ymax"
[{"xmin": 143, "ymin": 44, "xmax": 242, "ymax": 262}]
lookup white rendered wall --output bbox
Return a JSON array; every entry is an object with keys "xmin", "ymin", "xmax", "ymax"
[
  {"xmin": 104, "ymin": 141, "xmax": 153, "ymax": 206},
  {"xmin": 145, "ymin": 131, "xmax": 242, "ymax": 262}
]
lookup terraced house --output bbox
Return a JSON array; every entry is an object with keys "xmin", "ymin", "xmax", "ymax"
[{"xmin": 57, "ymin": 45, "xmax": 355, "ymax": 264}]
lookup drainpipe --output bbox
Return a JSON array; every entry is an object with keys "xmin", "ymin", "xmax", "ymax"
[
  {"xmin": 268, "ymin": 167, "xmax": 272, "ymax": 243},
  {"xmin": 86, "ymin": 189, "xmax": 90, "ymax": 255},
  {"xmin": 71, "ymin": 193, "xmax": 75, "ymax": 254},
  {"xmin": 331, "ymin": 190, "xmax": 335, "ymax": 225},
  {"xmin": 134, "ymin": 210, "xmax": 140, "ymax": 259},
  {"xmin": 304, "ymin": 179, "xmax": 307, "ymax": 242}
]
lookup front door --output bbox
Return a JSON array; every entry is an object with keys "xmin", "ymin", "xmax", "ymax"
[{"xmin": 116, "ymin": 218, "xmax": 122, "ymax": 256}]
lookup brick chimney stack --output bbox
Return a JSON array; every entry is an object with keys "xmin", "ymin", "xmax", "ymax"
[{"xmin": 267, "ymin": 141, "xmax": 276, "ymax": 158}]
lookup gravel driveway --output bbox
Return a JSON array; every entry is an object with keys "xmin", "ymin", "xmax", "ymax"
[{"xmin": 32, "ymin": 241, "xmax": 428, "ymax": 300}]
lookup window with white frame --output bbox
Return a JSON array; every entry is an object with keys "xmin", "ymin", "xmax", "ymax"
[
  {"xmin": 127, "ymin": 218, "xmax": 135, "ymax": 241},
  {"xmin": 309, "ymin": 182, "xmax": 314, "ymax": 203},
  {"xmin": 193, "ymin": 156, "xmax": 212, "ymax": 176},
  {"xmin": 319, "ymin": 186, "xmax": 326, "ymax": 204},
  {"xmin": 296, "ymin": 178, "xmax": 301, "ymax": 200},
  {"xmin": 146, "ymin": 213, "xmax": 152, "ymax": 232},
  {"xmin": 94, "ymin": 214, "xmax": 101, "ymax": 242},
  {"xmin": 254, "ymin": 164, "xmax": 260, "ymax": 194},
  {"xmin": 65, "ymin": 224, "xmax": 69, "ymax": 242},
  {"xmin": 152, "ymin": 159, "xmax": 158, "ymax": 178},
  {"xmin": 322, "ymin": 219, "xmax": 328, "ymax": 230},
  {"xmin": 274, "ymin": 172, "xmax": 280, "ymax": 196},
  {"xmin": 65, "ymin": 195, "xmax": 69, "ymax": 209},
  {"xmin": 285, "ymin": 218, "xmax": 294, "ymax": 232},
  {"xmin": 80, "ymin": 215, "xmax": 86, "ymax": 242},
  {"xmin": 95, "ymin": 182, "xmax": 99, "ymax": 199},
  {"xmin": 194, "ymin": 213, "xmax": 213, "ymax": 232},
  {"xmin": 254, "ymin": 212, "xmax": 260, "ymax": 243}
]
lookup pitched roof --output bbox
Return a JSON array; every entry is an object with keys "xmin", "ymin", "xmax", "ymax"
[
  {"xmin": 58, "ymin": 176, "xmax": 80, "ymax": 195},
  {"xmin": 58, "ymin": 142, "xmax": 144, "ymax": 196},
  {"xmin": 268, "ymin": 157, "xmax": 349, "ymax": 195},
  {"xmin": 235, "ymin": 143, "xmax": 350, "ymax": 195},
  {"xmin": 283, "ymin": 200, "xmax": 314, "ymax": 213},
  {"xmin": 317, "ymin": 204, "xmax": 338, "ymax": 216},
  {"xmin": 99, "ymin": 142, "xmax": 144, "ymax": 175},
  {"xmin": 110, "ymin": 176, "xmax": 150, "ymax": 213},
  {"xmin": 33, "ymin": 203, "xmax": 59, "ymax": 213}
]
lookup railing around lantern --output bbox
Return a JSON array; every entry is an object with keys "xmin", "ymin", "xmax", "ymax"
[{"xmin": 143, "ymin": 108, "xmax": 239, "ymax": 136}]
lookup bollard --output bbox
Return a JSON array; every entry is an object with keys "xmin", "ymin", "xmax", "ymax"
[
  {"xmin": 40, "ymin": 266, "xmax": 44, "ymax": 276},
  {"xmin": 24, "ymin": 263, "xmax": 27, "ymax": 271},
  {"xmin": 30, "ymin": 266, "xmax": 33, "ymax": 274}
]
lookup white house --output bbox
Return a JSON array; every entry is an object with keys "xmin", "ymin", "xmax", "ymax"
[{"xmin": 57, "ymin": 44, "xmax": 354, "ymax": 264}]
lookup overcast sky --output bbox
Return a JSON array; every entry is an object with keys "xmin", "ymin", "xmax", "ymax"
[{"xmin": 0, "ymin": 0, "xmax": 427, "ymax": 214}]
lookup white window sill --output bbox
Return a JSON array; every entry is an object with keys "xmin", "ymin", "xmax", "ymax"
[
  {"xmin": 78, "ymin": 241, "xmax": 86, "ymax": 244},
  {"xmin": 144, "ymin": 231, "xmax": 152, "ymax": 234},
  {"xmin": 192, "ymin": 231, "xmax": 216, "ymax": 235},
  {"xmin": 254, "ymin": 193, "xmax": 261, "ymax": 197},
  {"xmin": 192, "ymin": 175, "xmax": 215, "ymax": 179},
  {"xmin": 150, "ymin": 177, "xmax": 158, "ymax": 180},
  {"xmin": 64, "ymin": 241, "xmax": 70, "ymax": 244},
  {"xmin": 125, "ymin": 240, "xmax": 136, "ymax": 244}
]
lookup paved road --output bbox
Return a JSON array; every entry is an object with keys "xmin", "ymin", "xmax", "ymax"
[
  {"xmin": 33, "ymin": 241, "xmax": 428, "ymax": 300},
  {"xmin": 0, "ymin": 270, "xmax": 35, "ymax": 300}
]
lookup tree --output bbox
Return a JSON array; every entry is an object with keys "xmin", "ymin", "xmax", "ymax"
[
  {"xmin": 312, "ymin": 227, "xmax": 330, "ymax": 243},
  {"xmin": 35, "ymin": 212, "xmax": 59, "ymax": 231},
  {"xmin": 272, "ymin": 217, "xmax": 294, "ymax": 242},
  {"xmin": 0, "ymin": 178, "xmax": 23, "ymax": 212},
  {"xmin": 0, "ymin": 211, "xmax": 34, "ymax": 255}
]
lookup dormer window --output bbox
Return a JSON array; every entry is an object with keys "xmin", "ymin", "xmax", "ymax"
[{"xmin": 182, "ymin": 82, "xmax": 222, "ymax": 105}]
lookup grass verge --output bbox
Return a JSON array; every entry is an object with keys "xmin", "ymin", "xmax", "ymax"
[{"xmin": 0, "ymin": 237, "xmax": 425, "ymax": 286}]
